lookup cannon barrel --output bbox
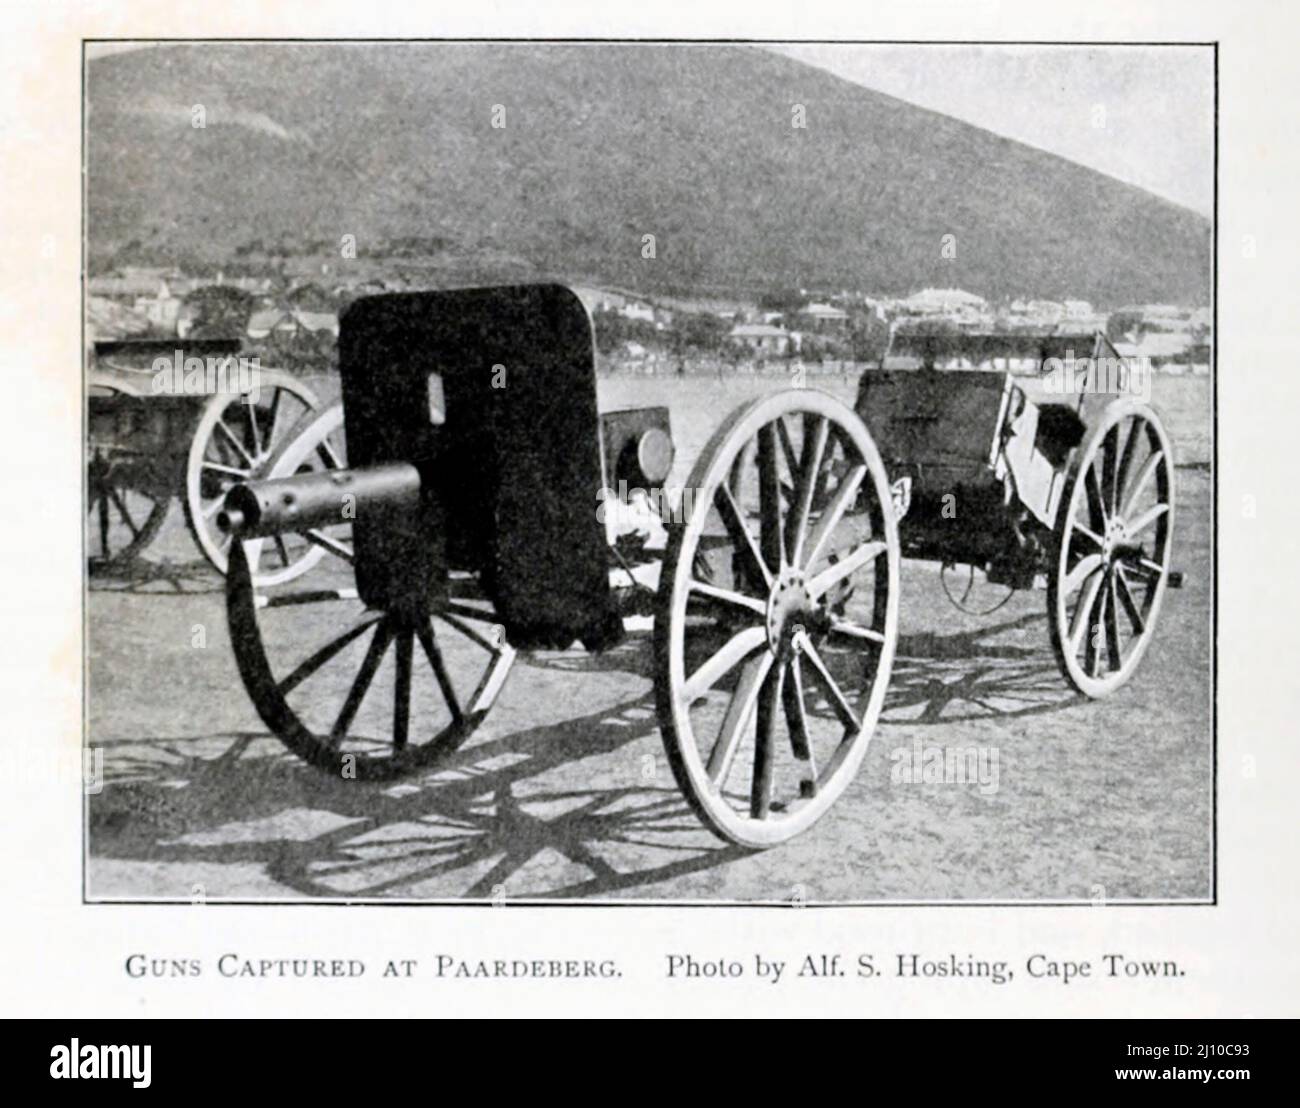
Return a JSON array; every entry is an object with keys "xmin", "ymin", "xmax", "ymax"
[{"xmin": 218, "ymin": 463, "xmax": 421, "ymax": 539}]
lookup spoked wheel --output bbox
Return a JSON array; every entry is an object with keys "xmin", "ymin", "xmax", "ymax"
[
  {"xmin": 86, "ymin": 376, "xmax": 169, "ymax": 572},
  {"xmin": 183, "ymin": 370, "xmax": 318, "ymax": 583},
  {"xmin": 1048, "ymin": 399, "xmax": 1175, "ymax": 697},
  {"xmin": 225, "ymin": 406, "xmax": 516, "ymax": 780},
  {"xmin": 655, "ymin": 390, "xmax": 900, "ymax": 847}
]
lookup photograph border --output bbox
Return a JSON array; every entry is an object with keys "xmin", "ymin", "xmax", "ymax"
[{"xmin": 80, "ymin": 36, "xmax": 1219, "ymax": 909}]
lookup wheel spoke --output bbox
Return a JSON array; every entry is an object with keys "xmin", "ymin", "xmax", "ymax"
[
  {"xmin": 687, "ymin": 579, "xmax": 767, "ymax": 617},
  {"xmin": 682, "ymin": 626, "xmax": 768, "ymax": 705},
  {"xmin": 802, "ymin": 464, "xmax": 867, "ymax": 570},
  {"xmin": 330, "ymin": 620, "xmax": 393, "ymax": 742},
  {"xmin": 243, "ymin": 396, "xmax": 263, "ymax": 459},
  {"xmin": 1063, "ymin": 552, "xmax": 1104, "ymax": 598},
  {"xmin": 1126, "ymin": 556, "xmax": 1166, "ymax": 581},
  {"xmin": 214, "ymin": 419, "xmax": 256, "ymax": 468},
  {"xmin": 1104, "ymin": 576, "xmax": 1123, "ymax": 672},
  {"xmin": 786, "ymin": 415, "xmax": 828, "ymax": 565},
  {"xmin": 827, "ymin": 616, "xmax": 886, "ymax": 645},
  {"xmin": 1114, "ymin": 418, "xmax": 1142, "ymax": 513},
  {"xmin": 107, "ymin": 488, "xmax": 140, "ymax": 538},
  {"xmin": 1121, "ymin": 450, "xmax": 1164, "ymax": 518},
  {"xmin": 714, "ymin": 483, "xmax": 772, "ymax": 591},
  {"xmin": 417, "ymin": 622, "xmax": 464, "ymax": 726},
  {"xmin": 1072, "ymin": 520, "xmax": 1105, "ymax": 548},
  {"xmin": 1125, "ymin": 502, "xmax": 1169, "ymax": 538},
  {"xmin": 750, "ymin": 664, "xmax": 781, "ymax": 819},
  {"xmin": 757, "ymin": 422, "xmax": 786, "ymax": 570},
  {"xmin": 392, "ymin": 630, "xmax": 413, "ymax": 749},
  {"xmin": 440, "ymin": 601, "xmax": 502, "ymax": 625},
  {"xmin": 317, "ymin": 437, "xmax": 344, "ymax": 470},
  {"xmin": 263, "ymin": 388, "xmax": 284, "ymax": 448},
  {"xmin": 784, "ymin": 657, "xmax": 816, "ymax": 793},
  {"xmin": 1085, "ymin": 461, "xmax": 1109, "ymax": 532},
  {"xmin": 202, "ymin": 459, "xmax": 250, "ymax": 478},
  {"xmin": 706, "ymin": 651, "xmax": 774, "ymax": 786},
  {"xmin": 278, "ymin": 617, "xmax": 381, "ymax": 696},
  {"xmin": 807, "ymin": 539, "xmax": 886, "ymax": 599},
  {"xmin": 304, "ymin": 529, "xmax": 355, "ymax": 562},
  {"xmin": 1100, "ymin": 424, "xmax": 1119, "ymax": 518},
  {"xmin": 439, "ymin": 610, "xmax": 504, "ymax": 655},
  {"xmin": 273, "ymin": 535, "xmax": 292, "ymax": 567},
  {"xmin": 1068, "ymin": 569, "xmax": 1106, "ymax": 655},
  {"xmin": 1084, "ymin": 578, "xmax": 1109, "ymax": 677},
  {"xmin": 1115, "ymin": 565, "xmax": 1146, "ymax": 635},
  {"xmin": 97, "ymin": 495, "xmax": 111, "ymax": 558},
  {"xmin": 775, "ymin": 418, "xmax": 800, "ymax": 483},
  {"xmin": 798, "ymin": 637, "xmax": 859, "ymax": 735}
]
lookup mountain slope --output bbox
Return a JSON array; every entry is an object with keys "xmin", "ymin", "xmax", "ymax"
[{"xmin": 86, "ymin": 43, "xmax": 1211, "ymax": 305}]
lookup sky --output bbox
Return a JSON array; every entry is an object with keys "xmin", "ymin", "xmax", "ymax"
[{"xmin": 770, "ymin": 43, "xmax": 1214, "ymax": 216}]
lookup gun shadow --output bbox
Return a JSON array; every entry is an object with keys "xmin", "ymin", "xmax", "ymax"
[
  {"xmin": 86, "ymin": 694, "xmax": 749, "ymax": 902},
  {"xmin": 87, "ymin": 556, "xmax": 225, "ymax": 595}
]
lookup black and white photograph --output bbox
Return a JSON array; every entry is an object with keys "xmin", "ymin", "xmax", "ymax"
[{"xmin": 80, "ymin": 38, "xmax": 1215, "ymax": 905}]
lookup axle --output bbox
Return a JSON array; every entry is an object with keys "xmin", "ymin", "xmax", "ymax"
[{"xmin": 218, "ymin": 463, "xmax": 421, "ymax": 539}]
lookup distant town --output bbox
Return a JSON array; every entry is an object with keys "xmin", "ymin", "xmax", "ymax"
[{"xmin": 87, "ymin": 264, "xmax": 1212, "ymax": 377}]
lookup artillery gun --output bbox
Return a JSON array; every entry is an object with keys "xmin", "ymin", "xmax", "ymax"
[{"xmin": 218, "ymin": 285, "xmax": 1178, "ymax": 846}]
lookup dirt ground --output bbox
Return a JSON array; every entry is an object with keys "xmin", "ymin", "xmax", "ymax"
[{"xmin": 85, "ymin": 371, "xmax": 1213, "ymax": 902}]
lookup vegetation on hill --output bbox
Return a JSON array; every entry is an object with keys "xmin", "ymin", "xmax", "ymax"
[{"xmin": 88, "ymin": 43, "xmax": 1211, "ymax": 306}]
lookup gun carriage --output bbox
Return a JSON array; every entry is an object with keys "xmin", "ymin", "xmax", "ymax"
[
  {"xmin": 218, "ymin": 286, "xmax": 1177, "ymax": 847},
  {"xmin": 865, "ymin": 330, "xmax": 1178, "ymax": 697},
  {"xmin": 87, "ymin": 338, "xmax": 323, "ymax": 583}
]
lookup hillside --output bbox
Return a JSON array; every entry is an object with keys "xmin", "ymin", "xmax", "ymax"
[{"xmin": 86, "ymin": 43, "xmax": 1211, "ymax": 305}]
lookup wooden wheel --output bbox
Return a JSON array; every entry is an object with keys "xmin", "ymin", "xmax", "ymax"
[
  {"xmin": 183, "ymin": 370, "xmax": 318, "ymax": 583},
  {"xmin": 1048, "ymin": 399, "xmax": 1175, "ymax": 697},
  {"xmin": 655, "ymin": 390, "xmax": 900, "ymax": 847},
  {"xmin": 225, "ymin": 405, "xmax": 516, "ymax": 780},
  {"xmin": 86, "ymin": 375, "xmax": 169, "ymax": 571}
]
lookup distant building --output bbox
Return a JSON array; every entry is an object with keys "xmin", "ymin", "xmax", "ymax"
[
  {"xmin": 88, "ymin": 273, "xmax": 174, "ymax": 302},
  {"xmin": 1025, "ymin": 299, "xmax": 1064, "ymax": 323},
  {"xmin": 800, "ymin": 302, "xmax": 849, "ymax": 330},
  {"xmin": 729, "ymin": 323, "xmax": 794, "ymax": 356},
  {"xmin": 247, "ymin": 308, "xmax": 340, "ymax": 341},
  {"xmin": 619, "ymin": 301, "xmax": 656, "ymax": 324},
  {"xmin": 898, "ymin": 288, "xmax": 990, "ymax": 327},
  {"xmin": 902, "ymin": 288, "xmax": 987, "ymax": 314},
  {"xmin": 88, "ymin": 272, "xmax": 183, "ymax": 333},
  {"xmin": 86, "ymin": 295, "xmax": 152, "ymax": 341},
  {"xmin": 1114, "ymin": 332, "xmax": 1196, "ymax": 364},
  {"xmin": 572, "ymin": 286, "xmax": 629, "ymax": 314}
]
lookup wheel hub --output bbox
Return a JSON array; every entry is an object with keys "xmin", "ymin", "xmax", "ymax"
[
  {"xmin": 1102, "ymin": 516, "xmax": 1147, "ymax": 566},
  {"xmin": 765, "ymin": 567, "xmax": 823, "ymax": 654},
  {"xmin": 1101, "ymin": 516, "xmax": 1128, "ymax": 558}
]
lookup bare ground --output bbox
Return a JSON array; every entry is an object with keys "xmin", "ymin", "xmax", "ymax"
[{"xmin": 86, "ymin": 372, "xmax": 1213, "ymax": 902}]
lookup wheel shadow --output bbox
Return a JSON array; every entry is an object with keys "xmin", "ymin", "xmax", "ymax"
[
  {"xmin": 87, "ymin": 612, "xmax": 1080, "ymax": 901},
  {"xmin": 87, "ymin": 694, "xmax": 749, "ymax": 902},
  {"xmin": 87, "ymin": 556, "xmax": 224, "ymax": 595},
  {"xmin": 884, "ymin": 612, "xmax": 1082, "ymax": 724},
  {"xmin": 520, "ymin": 631, "xmax": 656, "ymax": 676}
]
